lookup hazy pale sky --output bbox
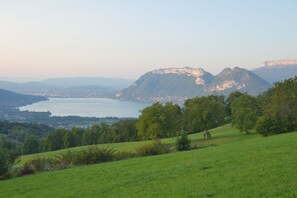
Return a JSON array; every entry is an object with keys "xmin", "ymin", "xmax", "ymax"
[{"xmin": 0, "ymin": 0, "xmax": 297, "ymax": 79}]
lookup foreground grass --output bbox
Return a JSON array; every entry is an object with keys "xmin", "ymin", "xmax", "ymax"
[{"xmin": 2, "ymin": 127, "xmax": 297, "ymax": 197}]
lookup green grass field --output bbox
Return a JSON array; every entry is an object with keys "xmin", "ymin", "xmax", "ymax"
[
  {"xmin": 17, "ymin": 124, "xmax": 240, "ymax": 167},
  {"xmin": 2, "ymin": 125, "xmax": 297, "ymax": 197}
]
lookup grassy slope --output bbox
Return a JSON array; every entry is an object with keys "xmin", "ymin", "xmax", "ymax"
[
  {"xmin": 17, "ymin": 124, "xmax": 240, "ymax": 166},
  {"xmin": 2, "ymin": 126, "xmax": 297, "ymax": 197}
]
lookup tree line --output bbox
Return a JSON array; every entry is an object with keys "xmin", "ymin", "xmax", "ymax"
[{"xmin": 138, "ymin": 77, "xmax": 297, "ymax": 138}]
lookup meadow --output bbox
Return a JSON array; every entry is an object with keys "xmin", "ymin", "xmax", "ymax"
[
  {"xmin": 17, "ymin": 125, "xmax": 241, "ymax": 166},
  {"xmin": 1, "ymin": 125, "xmax": 296, "ymax": 197}
]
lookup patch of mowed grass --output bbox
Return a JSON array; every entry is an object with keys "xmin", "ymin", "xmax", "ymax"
[
  {"xmin": 17, "ymin": 124, "xmax": 239, "ymax": 167},
  {"xmin": 1, "ymin": 128, "xmax": 297, "ymax": 197}
]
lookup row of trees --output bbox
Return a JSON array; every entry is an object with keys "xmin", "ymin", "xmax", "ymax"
[
  {"xmin": 256, "ymin": 77, "xmax": 297, "ymax": 135},
  {"xmin": 21, "ymin": 120, "xmax": 138, "ymax": 154},
  {"xmin": 138, "ymin": 77, "xmax": 297, "ymax": 138},
  {"xmin": 137, "ymin": 95, "xmax": 229, "ymax": 140},
  {"xmin": 0, "ymin": 121, "xmax": 54, "ymax": 143},
  {"xmin": 230, "ymin": 77, "xmax": 297, "ymax": 136}
]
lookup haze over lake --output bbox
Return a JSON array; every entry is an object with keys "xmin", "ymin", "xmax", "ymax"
[{"xmin": 19, "ymin": 98, "xmax": 150, "ymax": 118}]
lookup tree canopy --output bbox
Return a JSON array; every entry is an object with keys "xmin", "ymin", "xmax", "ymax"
[
  {"xmin": 183, "ymin": 95, "xmax": 226, "ymax": 133},
  {"xmin": 231, "ymin": 94, "xmax": 258, "ymax": 134},
  {"xmin": 256, "ymin": 77, "xmax": 297, "ymax": 136},
  {"xmin": 137, "ymin": 102, "xmax": 182, "ymax": 140}
]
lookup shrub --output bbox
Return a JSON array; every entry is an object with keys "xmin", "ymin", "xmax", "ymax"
[
  {"xmin": 72, "ymin": 146, "xmax": 116, "ymax": 165},
  {"xmin": 23, "ymin": 146, "xmax": 122, "ymax": 173},
  {"xmin": 176, "ymin": 131, "xmax": 191, "ymax": 151},
  {"xmin": 23, "ymin": 156, "xmax": 58, "ymax": 172},
  {"xmin": 114, "ymin": 151, "xmax": 135, "ymax": 160},
  {"xmin": 136, "ymin": 140, "xmax": 170, "ymax": 156},
  {"xmin": 256, "ymin": 116, "xmax": 294, "ymax": 136}
]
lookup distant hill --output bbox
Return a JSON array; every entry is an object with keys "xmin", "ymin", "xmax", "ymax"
[
  {"xmin": 251, "ymin": 59, "xmax": 297, "ymax": 84},
  {"xmin": 0, "ymin": 89, "xmax": 47, "ymax": 107},
  {"xmin": 116, "ymin": 67, "xmax": 271, "ymax": 103},
  {"xmin": 0, "ymin": 77, "xmax": 134, "ymax": 98},
  {"xmin": 207, "ymin": 67, "xmax": 271, "ymax": 96},
  {"xmin": 41, "ymin": 77, "xmax": 134, "ymax": 90}
]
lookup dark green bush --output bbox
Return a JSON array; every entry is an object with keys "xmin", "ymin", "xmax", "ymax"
[
  {"xmin": 24, "ymin": 156, "xmax": 58, "ymax": 172},
  {"xmin": 72, "ymin": 146, "xmax": 115, "ymax": 165},
  {"xmin": 136, "ymin": 140, "xmax": 170, "ymax": 156},
  {"xmin": 114, "ymin": 151, "xmax": 135, "ymax": 160},
  {"xmin": 176, "ymin": 131, "xmax": 191, "ymax": 151},
  {"xmin": 23, "ymin": 146, "xmax": 126, "ymax": 173},
  {"xmin": 256, "ymin": 116, "xmax": 295, "ymax": 136}
]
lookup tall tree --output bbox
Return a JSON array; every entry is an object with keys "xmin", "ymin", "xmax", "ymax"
[
  {"xmin": 0, "ymin": 136, "xmax": 19, "ymax": 176},
  {"xmin": 137, "ymin": 102, "xmax": 182, "ymax": 140},
  {"xmin": 44, "ymin": 129, "xmax": 67, "ymax": 151},
  {"xmin": 225, "ymin": 91, "xmax": 244, "ymax": 117},
  {"xmin": 163, "ymin": 102, "xmax": 183, "ymax": 137},
  {"xmin": 231, "ymin": 94, "xmax": 258, "ymax": 134},
  {"xmin": 22, "ymin": 136, "xmax": 40, "ymax": 154},
  {"xmin": 112, "ymin": 119, "xmax": 138, "ymax": 142},
  {"xmin": 256, "ymin": 77, "xmax": 297, "ymax": 136},
  {"xmin": 82, "ymin": 128, "xmax": 99, "ymax": 145},
  {"xmin": 183, "ymin": 95, "xmax": 226, "ymax": 133},
  {"xmin": 98, "ymin": 123, "xmax": 115, "ymax": 143},
  {"xmin": 63, "ymin": 131, "xmax": 77, "ymax": 148}
]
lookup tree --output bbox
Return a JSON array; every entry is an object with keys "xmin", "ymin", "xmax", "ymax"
[
  {"xmin": 0, "ymin": 136, "xmax": 19, "ymax": 177},
  {"xmin": 137, "ymin": 102, "xmax": 182, "ymax": 140},
  {"xmin": 183, "ymin": 95, "xmax": 226, "ymax": 133},
  {"xmin": 112, "ymin": 119, "xmax": 138, "ymax": 142},
  {"xmin": 22, "ymin": 136, "xmax": 40, "ymax": 154},
  {"xmin": 163, "ymin": 102, "xmax": 183, "ymax": 137},
  {"xmin": 225, "ymin": 91, "xmax": 243, "ymax": 117},
  {"xmin": 83, "ymin": 128, "xmax": 99, "ymax": 145},
  {"xmin": 71, "ymin": 128, "xmax": 84, "ymax": 146},
  {"xmin": 44, "ymin": 129, "xmax": 67, "ymax": 151},
  {"xmin": 63, "ymin": 131, "xmax": 77, "ymax": 148},
  {"xmin": 97, "ymin": 123, "xmax": 115, "ymax": 143},
  {"xmin": 231, "ymin": 94, "xmax": 258, "ymax": 134},
  {"xmin": 63, "ymin": 128, "xmax": 85, "ymax": 148},
  {"xmin": 176, "ymin": 130, "xmax": 191, "ymax": 151},
  {"xmin": 256, "ymin": 77, "xmax": 297, "ymax": 136}
]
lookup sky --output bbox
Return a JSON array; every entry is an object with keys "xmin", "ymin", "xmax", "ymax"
[{"xmin": 0, "ymin": 0, "xmax": 297, "ymax": 80}]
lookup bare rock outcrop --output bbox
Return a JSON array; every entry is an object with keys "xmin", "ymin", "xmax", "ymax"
[{"xmin": 263, "ymin": 59, "xmax": 297, "ymax": 67}]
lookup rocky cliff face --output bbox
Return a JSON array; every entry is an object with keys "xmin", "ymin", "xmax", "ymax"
[{"xmin": 263, "ymin": 59, "xmax": 297, "ymax": 67}]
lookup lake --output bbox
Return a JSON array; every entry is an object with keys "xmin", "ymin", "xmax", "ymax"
[{"xmin": 19, "ymin": 98, "xmax": 150, "ymax": 118}]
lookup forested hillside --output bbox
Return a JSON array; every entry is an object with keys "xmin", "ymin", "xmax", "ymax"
[{"xmin": 0, "ymin": 89, "xmax": 47, "ymax": 107}]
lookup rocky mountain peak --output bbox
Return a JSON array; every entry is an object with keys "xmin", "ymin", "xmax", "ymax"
[
  {"xmin": 219, "ymin": 67, "xmax": 233, "ymax": 75},
  {"xmin": 151, "ymin": 67, "xmax": 207, "ymax": 85}
]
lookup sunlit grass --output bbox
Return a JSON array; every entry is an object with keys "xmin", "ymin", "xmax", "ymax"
[{"xmin": 3, "ymin": 125, "xmax": 296, "ymax": 197}]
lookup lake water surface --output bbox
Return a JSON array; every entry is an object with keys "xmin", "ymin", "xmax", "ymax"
[{"xmin": 19, "ymin": 98, "xmax": 150, "ymax": 118}]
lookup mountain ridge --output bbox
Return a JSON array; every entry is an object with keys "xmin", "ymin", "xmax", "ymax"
[
  {"xmin": 116, "ymin": 67, "xmax": 272, "ymax": 104},
  {"xmin": 252, "ymin": 64, "xmax": 297, "ymax": 84},
  {"xmin": 0, "ymin": 89, "xmax": 47, "ymax": 107},
  {"xmin": 0, "ymin": 77, "xmax": 134, "ymax": 98}
]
